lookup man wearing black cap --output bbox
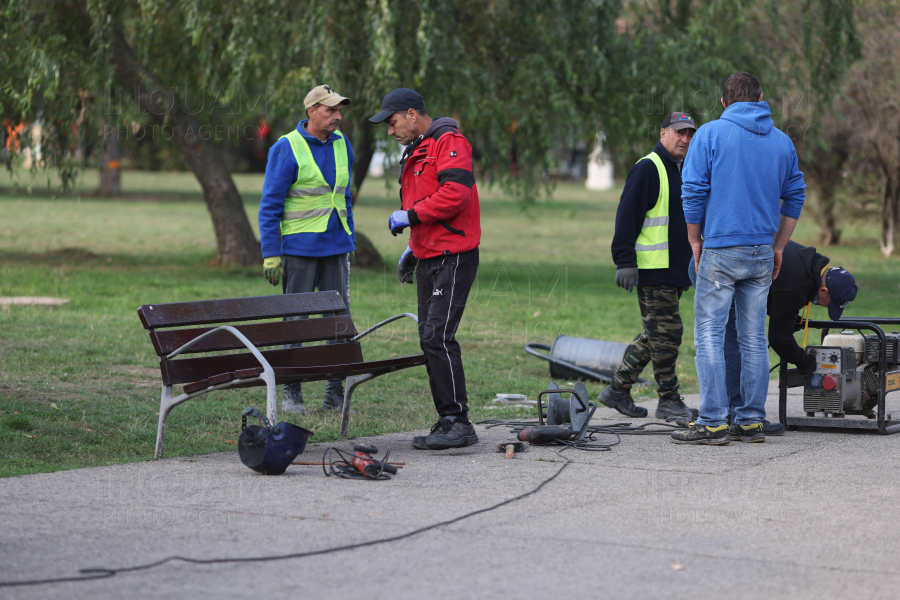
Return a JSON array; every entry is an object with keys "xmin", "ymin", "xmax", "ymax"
[
  {"xmin": 599, "ymin": 112, "xmax": 699, "ymax": 421},
  {"xmin": 369, "ymin": 88, "xmax": 482, "ymax": 450},
  {"xmin": 682, "ymin": 241, "xmax": 858, "ymax": 438}
]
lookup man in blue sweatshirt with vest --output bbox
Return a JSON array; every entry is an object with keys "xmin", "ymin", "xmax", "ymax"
[
  {"xmin": 258, "ymin": 84, "xmax": 356, "ymax": 415},
  {"xmin": 673, "ymin": 72, "xmax": 806, "ymax": 445}
]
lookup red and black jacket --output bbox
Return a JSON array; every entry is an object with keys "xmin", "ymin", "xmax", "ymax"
[{"xmin": 401, "ymin": 118, "xmax": 481, "ymax": 259}]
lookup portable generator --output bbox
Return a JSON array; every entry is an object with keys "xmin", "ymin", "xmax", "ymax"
[{"xmin": 780, "ymin": 318, "xmax": 900, "ymax": 434}]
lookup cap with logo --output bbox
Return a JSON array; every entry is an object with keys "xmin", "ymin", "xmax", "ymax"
[
  {"xmin": 304, "ymin": 85, "xmax": 351, "ymax": 109},
  {"xmin": 661, "ymin": 112, "xmax": 696, "ymax": 131},
  {"xmin": 824, "ymin": 267, "xmax": 858, "ymax": 321},
  {"xmin": 369, "ymin": 88, "xmax": 425, "ymax": 124}
]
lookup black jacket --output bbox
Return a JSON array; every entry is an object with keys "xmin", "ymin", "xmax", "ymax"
[
  {"xmin": 610, "ymin": 142, "xmax": 691, "ymax": 287},
  {"xmin": 767, "ymin": 240, "xmax": 830, "ymax": 372}
]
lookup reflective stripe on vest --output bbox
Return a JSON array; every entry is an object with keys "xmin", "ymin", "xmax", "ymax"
[
  {"xmin": 280, "ymin": 129, "xmax": 352, "ymax": 236},
  {"xmin": 634, "ymin": 151, "xmax": 669, "ymax": 269}
]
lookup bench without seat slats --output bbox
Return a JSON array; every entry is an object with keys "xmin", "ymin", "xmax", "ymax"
[
  {"xmin": 149, "ymin": 315, "xmax": 358, "ymax": 356},
  {"xmin": 161, "ymin": 342, "xmax": 365, "ymax": 386},
  {"xmin": 137, "ymin": 291, "xmax": 345, "ymax": 329}
]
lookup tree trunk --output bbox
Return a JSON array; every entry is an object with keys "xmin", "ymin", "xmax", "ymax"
[
  {"xmin": 79, "ymin": 3, "xmax": 261, "ymax": 266},
  {"xmin": 98, "ymin": 122, "xmax": 121, "ymax": 196}
]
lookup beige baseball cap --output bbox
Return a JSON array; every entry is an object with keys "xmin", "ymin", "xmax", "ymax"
[{"xmin": 304, "ymin": 85, "xmax": 351, "ymax": 109}]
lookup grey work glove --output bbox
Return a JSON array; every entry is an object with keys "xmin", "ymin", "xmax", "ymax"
[
  {"xmin": 398, "ymin": 246, "xmax": 417, "ymax": 284},
  {"xmin": 615, "ymin": 267, "xmax": 639, "ymax": 293}
]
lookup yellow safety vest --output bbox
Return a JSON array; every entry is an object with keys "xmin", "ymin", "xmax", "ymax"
[
  {"xmin": 279, "ymin": 129, "xmax": 352, "ymax": 236},
  {"xmin": 634, "ymin": 151, "xmax": 669, "ymax": 269}
]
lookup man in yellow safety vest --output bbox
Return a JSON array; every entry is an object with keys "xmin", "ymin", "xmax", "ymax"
[
  {"xmin": 258, "ymin": 84, "xmax": 355, "ymax": 415},
  {"xmin": 600, "ymin": 112, "xmax": 698, "ymax": 421}
]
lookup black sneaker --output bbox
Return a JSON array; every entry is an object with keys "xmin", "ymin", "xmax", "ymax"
[
  {"xmin": 426, "ymin": 417, "xmax": 479, "ymax": 450},
  {"xmin": 671, "ymin": 423, "xmax": 730, "ymax": 445},
  {"xmin": 598, "ymin": 384, "xmax": 648, "ymax": 418},
  {"xmin": 729, "ymin": 422, "xmax": 765, "ymax": 443},
  {"xmin": 412, "ymin": 417, "xmax": 454, "ymax": 449},
  {"xmin": 762, "ymin": 420, "xmax": 785, "ymax": 436},
  {"xmin": 322, "ymin": 381, "xmax": 354, "ymax": 413},
  {"xmin": 655, "ymin": 393, "xmax": 697, "ymax": 420}
]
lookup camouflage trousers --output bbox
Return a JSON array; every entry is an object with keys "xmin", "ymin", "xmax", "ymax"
[{"xmin": 612, "ymin": 285, "xmax": 684, "ymax": 397}]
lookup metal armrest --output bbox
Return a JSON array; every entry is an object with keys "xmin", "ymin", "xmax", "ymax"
[{"xmin": 351, "ymin": 313, "xmax": 418, "ymax": 342}]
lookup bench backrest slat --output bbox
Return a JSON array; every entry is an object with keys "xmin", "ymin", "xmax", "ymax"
[
  {"xmin": 137, "ymin": 291, "xmax": 345, "ymax": 329},
  {"xmin": 149, "ymin": 315, "xmax": 357, "ymax": 357},
  {"xmin": 161, "ymin": 343, "xmax": 365, "ymax": 386}
]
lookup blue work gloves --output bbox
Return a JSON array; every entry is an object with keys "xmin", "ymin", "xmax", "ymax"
[
  {"xmin": 389, "ymin": 210, "xmax": 410, "ymax": 236},
  {"xmin": 615, "ymin": 267, "xmax": 639, "ymax": 293},
  {"xmin": 398, "ymin": 246, "xmax": 417, "ymax": 284}
]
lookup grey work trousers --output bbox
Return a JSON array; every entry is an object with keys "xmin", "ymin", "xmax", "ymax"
[{"xmin": 282, "ymin": 253, "xmax": 351, "ymax": 402}]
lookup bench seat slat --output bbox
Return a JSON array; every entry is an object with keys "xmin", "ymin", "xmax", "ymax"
[
  {"xmin": 149, "ymin": 316, "xmax": 358, "ymax": 356},
  {"xmin": 161, "ymin": 343, "xmax": 365, "ymax": 386},
  {"xmin": 181, "ymin": 355, "xmax": 427, "ymax": 392},
  {"xmin": 138, "ymin": 291, "xmax": 345, "ymax": 329}
]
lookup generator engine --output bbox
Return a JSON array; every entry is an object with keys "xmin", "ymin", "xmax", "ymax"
[{"xmin": 803, "ymin": 331, "xmax": 900, "ymax": 416}]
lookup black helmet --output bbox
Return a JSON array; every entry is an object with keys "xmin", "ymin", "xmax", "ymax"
[{"xmin": 238, "ymin": 407, "xmax": 313, "ymax": 475}]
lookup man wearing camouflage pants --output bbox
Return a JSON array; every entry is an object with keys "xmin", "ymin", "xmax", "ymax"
[{"xmin": 599, "ymin": 112, "xmax": 698, "ymax": 420}]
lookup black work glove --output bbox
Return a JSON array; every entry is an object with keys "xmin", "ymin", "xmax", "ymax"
[
  {"xmin": 397, "ymin": 246, "xmax": 417, "ymax": 284},
  {"xmin": 798, "ymin": 349, "xmax": 817, "ymax": 374},
  {"xmin": 615, "ymin": 267, "xmax": 639, "ymax": 293}
]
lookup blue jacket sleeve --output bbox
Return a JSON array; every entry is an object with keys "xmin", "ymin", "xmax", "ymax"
[
  {"xmin": 345, "ymin": 137, "xmax": 356, "ymax": 246},
  {"xmin": 779, "ymin": 145, "xmax": 806, "ymax": 219},
  {"xmin": 258, "ymin": 139, "xmax": 298, "ymax": 258},
  {"xmin": 681, "ymin": 128, "xmax": 711, "ymax": 225}
]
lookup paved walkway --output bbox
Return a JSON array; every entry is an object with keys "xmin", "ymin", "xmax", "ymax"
[{"xmin": 3, "ymin": 383, "xmax": 900, "ymax": 599}]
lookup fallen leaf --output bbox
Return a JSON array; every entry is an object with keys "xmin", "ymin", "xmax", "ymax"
[
  {"xmin": 533, "ymin": 310, "xmax": 541, "ymax": 317},
  {"xmin": 671, "ymin": 564, "xmax": 684, "ymax": 571},
  {"xmin": 322, "ymin": 513, "xmax": 329, "ymax": 518},
  {"xmin": 224, "ymin": 439, "xmax": 235, "ymax": 445},
  {"xmin": 23, "ymin": 434, "xmax": 36, "ymax": 439},
  {"xmin": 50, "ymin": 403, "xmax": 58, "ymax": 409}
]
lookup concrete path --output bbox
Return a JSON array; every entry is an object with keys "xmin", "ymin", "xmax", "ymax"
[{"xmin": 3, "ymin": 384, "xmax": 900, "ymax": 599}]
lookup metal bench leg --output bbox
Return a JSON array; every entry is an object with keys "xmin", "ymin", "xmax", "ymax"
[
  {"xmin": 263, "ymin": 369, "xmax": 277, "ymax": 426},
  {"xmin": 341, "ymin": 373, "xmax": 374, "ymax": 437},
  {"xmin": 155, "ymin": 384, "xmax": 176, "ymax": 459}
]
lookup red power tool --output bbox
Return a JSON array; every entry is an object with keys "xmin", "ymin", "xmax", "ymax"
[{"xmin": 350, "ymin": 443, "xmax": 398, "ymax": 478}]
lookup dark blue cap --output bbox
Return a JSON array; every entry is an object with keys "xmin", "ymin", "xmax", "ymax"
[
  {"xmin": 369, "ymin": 88, "xmax": 425, "ymax": 123},
  {"xmin": 825, "ymin": 267, "xmax": 858, "ymax": 321}
]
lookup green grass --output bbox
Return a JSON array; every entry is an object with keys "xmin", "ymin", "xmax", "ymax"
[{"xmin": 2, "ymin": 169, "xmax": 899, "ymax": 477}]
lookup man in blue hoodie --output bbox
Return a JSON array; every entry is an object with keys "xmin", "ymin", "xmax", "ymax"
[
  {"xmin": 258, "ymin": 84, "xmax": 356, "ymax": 415},
  {"xmin": 672, "ymin": 72, "xmax": 806, "ymax": 445}
]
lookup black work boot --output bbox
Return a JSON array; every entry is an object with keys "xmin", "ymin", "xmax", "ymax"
[
  {"xmin": 412, "ymin": 417, "xmax": 454, "ymax": 449},
  {"xmin": 597, "ymin": 384, "xmax": 648, "ymax": 418},
  {"xmin": 282, "ymin": 383, "xmax": 307, "ymax": 414},
  {"xmin": 655, "ymin": 393, "xmax": 698, "ymax": 420},
  {"xmin": 671, "ymin": 423, "xmax": 730, "ymax": 445},
  {"xmin": 729, "ymin": 422, "xmax": 766, "ymax": 443},
  {"xmin": 322, "ymin": 380, "xmax": 353, "ymax": 413},
  {"xmin": 762, "ymin": 420, "xmax": 785, "ymax": 436},
  {"xmin": 426, "ymin": 416, "xmax": 479, "ymax": 450}
]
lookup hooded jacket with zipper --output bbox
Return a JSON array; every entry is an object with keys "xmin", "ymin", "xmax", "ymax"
[
  {"xmin": 400, "ymin": 117, "xmax": 481, "ymax": 259},
  {"xmin": 681, "ymin": 101, "xmax": 806, "ymax": 248}
]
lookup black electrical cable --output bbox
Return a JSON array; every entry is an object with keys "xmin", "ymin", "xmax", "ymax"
[{"xmin": 0, "ymin": 454, "xmax": 571, "ymax": 589}]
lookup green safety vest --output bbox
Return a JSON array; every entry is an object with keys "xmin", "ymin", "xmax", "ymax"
[
  {"xmin": 634, "ymin": 151, "xmax": 669, "ymax": 269},
  {"xmin": 279, "ymin": 129, "xmax": 352, "ymax": 236}
]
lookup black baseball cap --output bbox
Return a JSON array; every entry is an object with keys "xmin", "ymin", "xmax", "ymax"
[
  {"xmin": 369, "ymin": 88, "xmax": 425, "ymax": 123},
  {"xmin": 824, "ymin": 267, "xmax": 858, "ymax": 321},
  {"xmin": 662, "ymin": 112, "xmax": 696, "ymax": 131}
]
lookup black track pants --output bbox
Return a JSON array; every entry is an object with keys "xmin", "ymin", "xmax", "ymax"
[{"xmin": 415, "ymin": 248, "xmax": 479, "ymax": 418}]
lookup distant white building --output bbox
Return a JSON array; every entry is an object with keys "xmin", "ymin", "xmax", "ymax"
[{"xmin": 586, "ymin": 134, "xmax": 614, "ymax": 191}]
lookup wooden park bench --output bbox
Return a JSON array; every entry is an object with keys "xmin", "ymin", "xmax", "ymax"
[{"xmin": 137, "ymin": 291, "xmax": 425, "ymax": 458}]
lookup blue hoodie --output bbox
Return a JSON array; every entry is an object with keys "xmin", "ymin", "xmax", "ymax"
[
  {"xmin": 681, "ymin": 101, "xmax": 806, "ymax": 248},
  {"xmin": 258, "ymin": 120, "xmax": 355, "ymax": 258}
]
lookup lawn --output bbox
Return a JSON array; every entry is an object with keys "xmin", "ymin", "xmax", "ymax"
[{"xmin": 2, "ymin": 168, "xmax": 899, "ymax": 477}]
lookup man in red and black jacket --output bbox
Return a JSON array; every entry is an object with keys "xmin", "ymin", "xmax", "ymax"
[{"xmin": 370, "ymin": 88, "xmax": 481, "ymax": 450}]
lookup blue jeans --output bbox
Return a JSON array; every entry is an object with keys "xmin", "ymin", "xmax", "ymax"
[{"xmin": 690, "ymin": 246, "xmax": 773, "ymax": 426}]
